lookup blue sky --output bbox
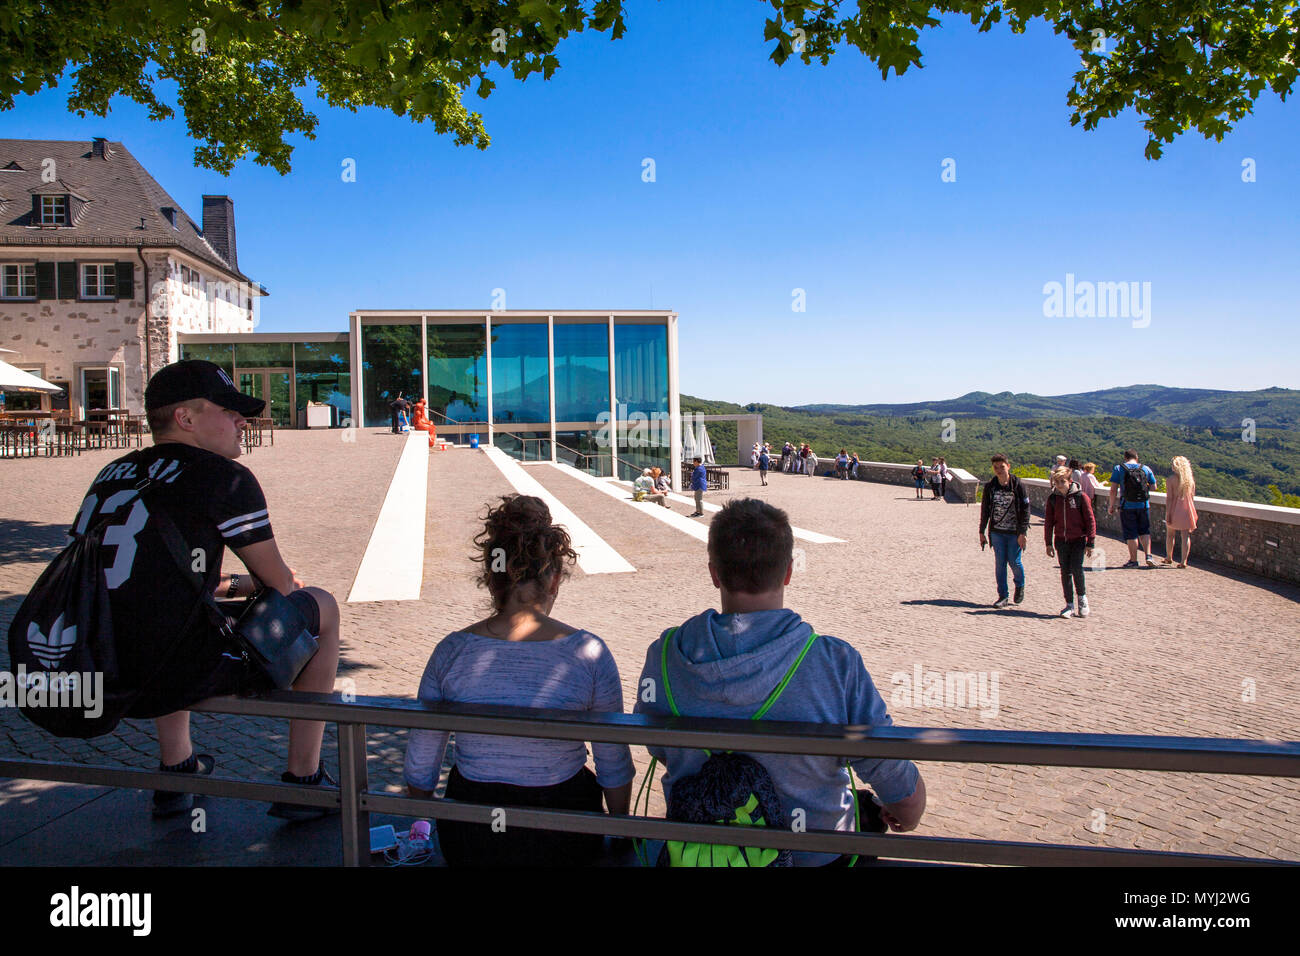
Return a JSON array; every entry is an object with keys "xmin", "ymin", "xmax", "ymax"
[{"xmin": 5, "ymin": 0, "xmax": 1298, "ymax": 406}]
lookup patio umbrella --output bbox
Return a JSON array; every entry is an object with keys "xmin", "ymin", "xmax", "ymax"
[
  {"xmin": 696, "ymin": 420, "xmax": 715, "ymax": 465},
  {"xmin": 680, "ymin": 419, "xmax": 698, "ymax": 460},
  {"xmin": 0, "ymin": 359, "xmax": 61, "ymax": 393}
]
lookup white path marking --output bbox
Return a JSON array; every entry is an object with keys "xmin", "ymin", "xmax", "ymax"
[
  {"xmin": 552, "ymin": 463, "xmax": 711, "ymax": 541},
  {"xmin": 348, "ymin": 431, "xmax": 428, "ymax": 602},
  {"xmin": 603, "ymin": 474, "xmax": 845, "ymax": 544},
  {"xmin": 483, "ymin": 446, "xmax": 635, "ymax": 574}
]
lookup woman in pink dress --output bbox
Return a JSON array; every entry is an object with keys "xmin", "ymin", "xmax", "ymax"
[{"xmin": 1163, "ymin": 456, "xmax": 1198, "ymax": 567}]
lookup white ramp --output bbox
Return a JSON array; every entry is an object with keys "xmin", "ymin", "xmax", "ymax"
[
  {"xmin": 552, "ymin": 463, "xmax": 710, "ymax": 542},
  {"xmin": 482, "ymin": 445, "xmax": 635, "ymax": 574},
  {"xmin": 348, "ymin": 431, "xmax": 429, "ymax": 602}
]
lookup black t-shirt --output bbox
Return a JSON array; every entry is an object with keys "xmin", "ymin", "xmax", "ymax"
[{"xmin": 67, "ymin": 442, "xmax": 275, "ymax": 709}]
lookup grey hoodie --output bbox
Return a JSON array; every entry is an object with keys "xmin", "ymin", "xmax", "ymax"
[{"xmin": 634, "ymin": 608, "xmax": 919, "ymax": 866}]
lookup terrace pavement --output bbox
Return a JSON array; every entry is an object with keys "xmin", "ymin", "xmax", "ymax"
[{"xmin": 1, "ymin": 430, "xmax": 1297, "ymax": 863}]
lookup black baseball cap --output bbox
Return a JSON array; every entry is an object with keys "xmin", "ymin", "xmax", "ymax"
[{"xmin": 145, "ymin": 360, "xmax": 265, "ymax": 417}]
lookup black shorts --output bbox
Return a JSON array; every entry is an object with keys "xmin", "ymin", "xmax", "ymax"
[{"xmin": 127, "ymin": 589, "xmax": 322, "ymax": 718}]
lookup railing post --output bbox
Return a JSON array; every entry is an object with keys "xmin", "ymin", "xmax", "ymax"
[{"xmin": 338, "ymin": 722, "xmax": 369, "ymax": 867}]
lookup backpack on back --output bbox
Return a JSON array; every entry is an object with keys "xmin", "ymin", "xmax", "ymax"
[
  {"xmin": 6, "ymin": 480, "xmax": 207, "ymax": 738},
  {"xmin": 635, "ymin": 626, "xmax": 859, "ymax": 867},
  {"xmin": 1121, "ymin": 463, "xmax": 1150, "ymax": 504}
]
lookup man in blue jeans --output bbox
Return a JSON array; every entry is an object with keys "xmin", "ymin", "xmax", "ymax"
[
  {"xmin": 688, "ymin": 456, "xmax": 707, "ymax": 517},
  {"xmin": 978, "ymin": 454, "xmax": 1030, "ymax": 608}
]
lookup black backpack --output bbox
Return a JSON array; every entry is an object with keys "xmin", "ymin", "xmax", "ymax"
[
  {"xmin": 6, "ymin": 480, "xmax": 207, "ymax": 738},
  {"xmin": 1121, "ymin": 463, "xmax": 1150, "ymax": 504}
]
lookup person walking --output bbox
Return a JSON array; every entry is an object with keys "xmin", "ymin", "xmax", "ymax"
[
  {"xmin": 689, "ymin": 456, "xmax": 708, "ymax": 517},
  {"xmin": 1107, "ymin": 449, "xmax": 1158, "ymax": 568},
  {"xmin": 759, "ymin": 445, "xmax": 771, "ymax": 486},
  {"xmin": 806, "ymin": 446, "xmax": 819, "ymax": 477},
  {"xmin": 978, "ymin": 454, "xmax": 1030, "ymax": 608},
  {"xmin": 1163, "ymin": 456, "xmax": 1198, "ymax": 567},
  {"xmin": 1045, "ymin": 466, "xmax": 1096, "ymax": 618}
]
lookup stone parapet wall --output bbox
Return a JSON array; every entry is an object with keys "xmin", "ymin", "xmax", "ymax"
[{"xmin": 1012, "ymin": 478, "xmax": 1300, "ymax": 584}]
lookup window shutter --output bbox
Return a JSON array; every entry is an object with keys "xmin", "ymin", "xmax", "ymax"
[
  {"xmin": 30, "ymin": 195, "xmax": 41, "ymax": 224},
  {"xmin": 57, "ymin": 262, "xmax": 77, "ymax": 299},
  {"xmin": 36, "ymin": 261, "xmax": 56, "ymax": 299},
  {"xmin": 115, "ymin": 261, "xmax": 135, "ymax": 300}
]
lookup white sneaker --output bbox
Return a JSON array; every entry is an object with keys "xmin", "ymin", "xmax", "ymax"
[
  {"xmin": 1060, "ymin": 604, "xmax": 1076, "ymax": 618},
  {"xmin": 1078, "ymin": 596, "xmax": 1090, "ymax": 618}
]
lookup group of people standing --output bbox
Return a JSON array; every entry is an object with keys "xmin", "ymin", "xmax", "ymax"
[
  {"xmin": 911, "ymin": 458, "xmax": 953, "ymax": 500},
  {"xmin": 778, "ymin": 442, "xmax": 819, "ymax": 476},
  {"xmin": 980, "ymin": 449, "xmax": 1201, "ymax": 619}
]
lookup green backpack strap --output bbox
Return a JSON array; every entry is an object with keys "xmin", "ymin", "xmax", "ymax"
[{"xmin": 636, "ymin": 624, "xmax": 822, "ymax": 866}]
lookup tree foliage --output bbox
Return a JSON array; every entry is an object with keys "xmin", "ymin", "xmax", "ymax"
[{"xmin": 2, "ymin": 1, "xmax": 1294, "ymax": 172}]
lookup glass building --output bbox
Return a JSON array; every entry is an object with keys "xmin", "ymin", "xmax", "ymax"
[
  {"xmin": 178, "ymin": 310, "xmax": 682, "ymax": 485},
  {"xmin": 177, "ymin": 333, "xmax": 351, "ymax": 429},
  {"xmin": 351, "ymin": 311, "xmax": 680, "ymax": 484}
]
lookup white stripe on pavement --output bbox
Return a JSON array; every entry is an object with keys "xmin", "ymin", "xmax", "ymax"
[
  {"xmin": 605, "ymin": 475, "xmax": 845, "ymax": 544},
  {"xmin": 552, "ymin": 463, "xmax": 711, "ymax": 542},
  {"xmin": 347, "ymin": 431, "xmax": 429, "ymax": 602},
  {"xmin": 483, "ymin": 446, "xmax": 635, "ymax": 574}
]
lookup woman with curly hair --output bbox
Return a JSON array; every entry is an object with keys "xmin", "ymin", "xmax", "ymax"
[
  {"xmin": 1163, "ymin": 456, "xmax": 1198, "ymax": 568},
  {"xmin": 402, "ymin": 494, "xmax": 634, "ymax": 866}
]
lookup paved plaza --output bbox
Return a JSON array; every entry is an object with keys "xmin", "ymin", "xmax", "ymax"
[{"xmin": 1, "ymin": 430, "xmax": 1298, "ymax": 862}]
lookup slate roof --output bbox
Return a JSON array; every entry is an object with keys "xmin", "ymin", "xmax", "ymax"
[{"xmin": 0, "ymin": 139, "xmax": 257, "ymax": 286}]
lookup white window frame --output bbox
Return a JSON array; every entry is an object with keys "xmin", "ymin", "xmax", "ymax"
[
  {"xmin": 40, "ymin": 195, "xmax": 67, "ymax": 226},
  {"xmin": 80, "ymin": 366, "xmax": 123, "ymax": 413},
  {"xmin": 81, "ymin": 262, "xmax": 116, "ymax": 300},
  {"xmin": 0, "ymin": 262, "xmax": 36, "ymax": 300}
]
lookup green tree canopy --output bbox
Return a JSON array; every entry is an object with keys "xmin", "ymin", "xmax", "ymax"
[{"xmin": 2, "ymin": 1, "xmax": 1295, "ymax": 172}]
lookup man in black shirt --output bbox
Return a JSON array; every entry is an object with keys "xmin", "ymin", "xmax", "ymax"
[
  {"xmin": 70, "ymin": 360, "xmax": 341, "ymax": 819},
  {"xmin": 389, "ymin": 394, "xmax": 410, "ymax": 434},
  {"xmin": 978, "ymin": 454, "xmax": 1031, "ymax": 608}
]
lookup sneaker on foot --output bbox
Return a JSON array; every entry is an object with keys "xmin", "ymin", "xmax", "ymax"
[
  {"xmin": 992, "ymin": 596, "xmax": 1010, "ymax": 609},
  {"xmin": 152, "ymin": 754, "xmax": 215, "ymax": 818},
  {"xmin": 1013, "ymin": 586, "xmax": 1025, "ymax": 605},
  {"xmin": 1078, "ymin": 596, "xmax": 1091, "ymax": 618},
  {"xmin": 268, "ymin": 764, "xmax": 339, "ymax": 821},
  {"xmin": 1121, "ymin": 560, "xmax": 1139, "ymax": 569},
  {"xmin": 1060, "ymin": 604, "xmax": 1076, "ymax": 618},
  {"xmin": 1144, "ymin": 555, "xmax": 1157, "ymax": 567}
]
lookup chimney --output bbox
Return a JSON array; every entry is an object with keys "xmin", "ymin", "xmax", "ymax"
[
  {"xmin": 91, "ymin": 137, "xmax": 113, "ymax": 160},
  {"xmin": 201, "ymin": 195, "xmax": 238, "ymax": 270}
]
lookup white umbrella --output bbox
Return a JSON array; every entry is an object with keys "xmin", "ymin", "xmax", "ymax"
[
  {"xmin": 680, "ymin": 419, "xmax": 698, "ymax": 460},
  {"xmin": 0, "ymin": 359, "xmax": 61, "ymax": 393},
  {"xmin": 696, "ymin": 421, "xmax": 715, "ymax": 465}
]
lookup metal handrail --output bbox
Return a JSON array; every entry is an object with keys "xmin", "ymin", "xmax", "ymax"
[{"xmin": 3, "ymin": 691, "xmax": 1296, "ymax": 867}]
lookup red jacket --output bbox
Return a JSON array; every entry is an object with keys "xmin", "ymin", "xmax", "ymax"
[{"xmin": 1045, "ymin": 482, "xmax": 1097, "ymax": 547}]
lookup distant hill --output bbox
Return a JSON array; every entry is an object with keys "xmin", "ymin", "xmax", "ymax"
[
  {"xmin": 681, "ymin": 389, "xmax": 1300, "ymax": 505},
  {"xmin": 796, "ymin": 385, "xmax": 1300, "ymax": 431}
]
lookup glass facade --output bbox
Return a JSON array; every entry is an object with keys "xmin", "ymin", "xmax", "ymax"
[
  {"xmin": 491, "ymin": 324, "xmax": 549, "ymax": 425},
  {"xmin": 294, "ymin": 341, "xmax": 351, "ymax": 420},
  {"xmin": 178, "ymin": 343, "xmax": 234, "ymax": 376},
  {"xmin": 427, "ymin": 324, "xmax": 487, "ymax": 424},
  {"xmin": 552, "ymin": 324, "xmax": 609, "ymax": 422},
  {"xmin": 361, "ymin": 323, "xmax": 422, "ymax": 427},
  {"xmin": 614, "ymin": 324, "xmax": 668, "ymax": 416},
  {"xmin": 233, "ymin": 342, "xmax": 292, "ymax": 368}
]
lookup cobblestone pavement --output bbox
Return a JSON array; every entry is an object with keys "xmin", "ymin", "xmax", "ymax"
[{"xmin": 2, "ymin": 433, "xmax": 1298, "ymax": 861}]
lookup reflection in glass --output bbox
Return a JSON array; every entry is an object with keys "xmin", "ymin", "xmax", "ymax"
[
  {"xmin": 427, "ymin": 324, "xmax": 487, "ymax": 424},
  {"xmin": 179, "ymin": 343, "xmax": 234, "ymax": 376},
  {"xmin": 295, "ymin": 341, "xmax": 351, "ymax": 420},
  {"xmin": 361, "ymin": 324, "xmax": 422, "ymax": 427},
  {"xmin": 491, "ymin": 324, "xmax": 549, "ymax": 424},
  {"xmin": 614, "ymin": 325, "xmax": 668, "ymax": 416},
  {"xmin": 553, "ymin": 324, "xmax": 609, "ymax": 422}
]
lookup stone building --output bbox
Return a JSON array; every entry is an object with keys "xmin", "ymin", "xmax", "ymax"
[{"xmin": 0, "ymin": 137, "xmax": 263, "ymax": 416}]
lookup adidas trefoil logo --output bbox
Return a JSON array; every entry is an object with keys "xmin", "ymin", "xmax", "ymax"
[{"xmin": 28, "ymin": 614, "xmax": 78, "ymax": 668}]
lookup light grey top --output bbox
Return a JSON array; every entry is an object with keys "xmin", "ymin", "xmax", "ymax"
[{"xmin": 403, "ymin": 629, "xmax": 636, "ymax": 791}]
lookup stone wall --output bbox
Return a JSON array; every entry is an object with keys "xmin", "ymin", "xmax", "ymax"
[
  {"xmin": 768, "ymin": 457, "xmax": 1300, "ymax": 584},
  {"xmin": 1014, "ymin": 478, "xmax": 1300, "ymax": 584}
]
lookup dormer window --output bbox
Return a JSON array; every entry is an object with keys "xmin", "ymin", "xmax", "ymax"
[
  {"xmin": 40, "ymin": 195, "xmax": 68, "ymax": 225},
  {"xmin": 161, "ymin": 206, "xmax": 178, "ymax": 228}
]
